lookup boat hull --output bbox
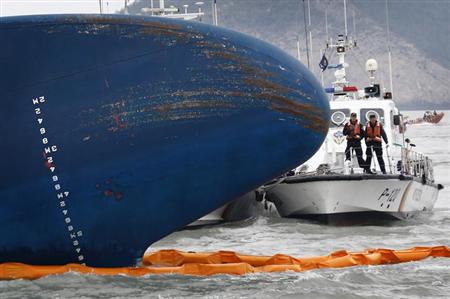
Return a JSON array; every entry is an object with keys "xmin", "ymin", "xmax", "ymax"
[
  {"xmin": 189, "ymin": 191, "xmax": 278, "ymax": 227},
  {"xmin": 406, "ymin": 112, "xmax": 444, "ymax": 125},
  {"xmin": 266, "ymin": 174, "xmax": 442, "ymax": 224},
  {"xmin": 0, "ymin": 15, "xmax": 329, "ymax": 266}
]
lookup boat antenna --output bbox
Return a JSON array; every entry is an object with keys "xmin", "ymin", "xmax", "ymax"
[
  {"xmin": 212, "ymin": 0, "xmax": 218, "ymax": 26},
  {"xmin": 296, "ymin": 1, "xmax": 301, "ymax": 61},
  {"xmin": 302, "ymin": 0, "xmax": 310, "ymax": 69},
  {"xmin": 211, "ymin": 1, "xmax": 215, "ymax": 25},
  {"xmin": 352, "ymin": 9, "xmax": 356, "ymax": 37},
  {"xmin": 124, "ymin": 0, "xmax": 128, "ymax": 14},
  {"xmin": 344, "ymin": 0, "xmax": 348, "ymax": 37},
  {"xmin": 307, "ymin": 0, "xmax": 314, "ymax": 72},
  {"xmin": 385, "ymin": 0, "xmax": 394, "ymax": 95},
  {"xmin": 99, "ymin": 0, "xmax": 103, "ymax": 14},
  {"xmin": 325, "ymin": 6, "xmax": 329, "ymax": 42}
]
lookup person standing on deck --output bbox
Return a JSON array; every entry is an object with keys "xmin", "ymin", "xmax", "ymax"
[
  {"xmin": 365, "ymin": 114, "xmax": 388, "ymax": 174},
  {"xmin": 343, "ymin": 112, "xmax": 368, "ymax": 172}
]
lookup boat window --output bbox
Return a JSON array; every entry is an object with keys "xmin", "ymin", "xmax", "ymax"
[
  {"xmin": 360, "ymin": 108, "xmax": 385, "ymax": 125},
  {"xmin": 330, "ymin": 109, "xmax": 350, "ymax": 127}
]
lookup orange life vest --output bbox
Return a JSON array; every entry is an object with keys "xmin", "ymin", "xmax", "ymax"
[
  {"xmin": 346, "ymin": 121, "xmax": 361, "ymax": 140},
  {"xmin": 366, "ymin": 122, "xmax": 382, "ymax": 142}
]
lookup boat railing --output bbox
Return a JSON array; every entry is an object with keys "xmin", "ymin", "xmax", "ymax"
[
  {"xmin": 401, "ymin": 148, "xmax": 434, "ymax": 182},
  {"xmin": 328, "ymin": 144, "xmax": 427, "ymax": 177},
  {"xmin": 294, "ymin": 144, "xmax": 434, "ymax": 180}
]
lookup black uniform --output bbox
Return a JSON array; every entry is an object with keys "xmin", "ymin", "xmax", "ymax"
[
  {"xmin": 343, "ymin": 120, "xmax": 367, "ymax": 170},
  {"xmin": 365, "ymin": 121, "xmax": 388, "ymax": 174}
]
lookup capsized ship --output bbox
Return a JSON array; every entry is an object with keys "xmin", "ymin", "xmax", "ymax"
[{"xmin": 0, "ymin": 15, "xmax": 329, "ymax": 266}]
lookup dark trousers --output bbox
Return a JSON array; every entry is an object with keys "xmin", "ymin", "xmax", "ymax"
[
  {"xmin": 366, "ymin": 141, "xmax": 386, "ymax": 173},
  {"xmin": 345, "ymin": 141, "xmax": 366, "ymax": 169}
]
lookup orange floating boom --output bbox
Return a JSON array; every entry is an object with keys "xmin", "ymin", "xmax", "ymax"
[{"xmin": 0, "ymin": 246, "xmax": 448, "ymax": 280}]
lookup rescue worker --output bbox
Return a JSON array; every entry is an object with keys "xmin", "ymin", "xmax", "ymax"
[
  {"xmin": 365, "ymin": 114, "xmax": 388, "ymax": 174},
  {"xmin": 343, "ymin": 112, "xmax": 367, "ymax": 171}
]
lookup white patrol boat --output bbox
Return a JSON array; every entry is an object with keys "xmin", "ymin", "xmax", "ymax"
[{"xmin": 264, "ymin": 34, "xmax": 443, "ymax": 224}]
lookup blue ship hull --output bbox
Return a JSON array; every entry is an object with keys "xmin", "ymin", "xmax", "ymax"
[{"xmin": 0, "ymin": 15, "xmax": 329, "ymax": 267}]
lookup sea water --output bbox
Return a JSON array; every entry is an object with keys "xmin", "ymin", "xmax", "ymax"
[{"xmin": 1, "ymin": 111, "xmax": 449, "ymax": 299}]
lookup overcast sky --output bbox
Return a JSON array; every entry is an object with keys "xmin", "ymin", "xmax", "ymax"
[{"xmin": 0, "ymin": 0, "xmax": 136, "ymax": 17}]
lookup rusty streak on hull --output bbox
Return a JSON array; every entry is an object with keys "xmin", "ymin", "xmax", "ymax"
[{"xmin": 155, "ymin": 100, "xmax": 235, "ymax": 113}]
